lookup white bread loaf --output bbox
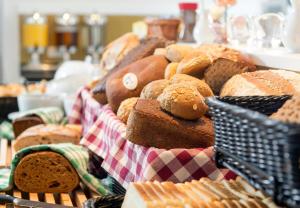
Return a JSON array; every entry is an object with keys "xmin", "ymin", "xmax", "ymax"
[
  {"xmin": 122, "ymin": 177, "xmax": 278, "ymax": 208},
  {"xmin": 221, "ymin": 70, "xmax": 300, "ymax": 96},
  {"xmin": 14, "ymin": 124, "xmax": 81, "ymax": 152}
]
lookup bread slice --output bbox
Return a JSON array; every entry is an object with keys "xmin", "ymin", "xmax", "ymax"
[
  {"xmin": 14, "ymin": 151, "xmax": 79, "ymax": 193},
  {"xmin": 126, "ymin": 99, "xmax": 214, "ymax": 149},
  {"xmin": 14, "ymin": 124, "xmax": 81, "ymax": 152},
  {"xmin": 12, "ymin": 116, "xmax": 44, "ymax": 138},
  {"xmin": 122, "ymin": 177, "xmax": 278, "ymax": 208}
]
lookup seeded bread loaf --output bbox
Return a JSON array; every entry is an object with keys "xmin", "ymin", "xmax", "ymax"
[
  {"xmin": 126, "ymin": 99, "xmax": 214, "ymax": 149},
  {"xmin": 14, "ymin": 124, "xmax": 81, "ymax": 152},
  {"xmin": 140, "ymin": 79, "xmax": 171, "ymax": 100},
  {"xmin": 14, "ymin": 151, "xmax": 79, "ymax": 193},
  {"xmin": 117, "ymin": 97, "xmax": 139, "ymax": 124},
  {"xmin": 106, "ymin": 55, "xmax": 168, "ymax": 112},
  {"xmin": 221, "ymin": 70, "xmax": 300, "ymax": 96}
]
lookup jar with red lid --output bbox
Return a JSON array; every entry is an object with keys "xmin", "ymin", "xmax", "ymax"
[{"xmin": 179, "ymin": 2, "xmax": 198, "ymax": 42}]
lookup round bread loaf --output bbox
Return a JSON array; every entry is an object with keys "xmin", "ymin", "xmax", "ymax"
[
  {"xmin": 117, "ymin": 97, "xmax": 139, "ymax": 124},
  {"xmin": 14, "ymin": 151, "xmax": 79, "ymax": 193},
  {"xmin": 171, "ymin": 74, "xmax": 213, "ymax": 97},
  {"xmin": 164, "ymin": 62, "xmax": 179, "ymax": 79},
  {"xmin": 221, "ymin": 70, "xmax": 300, "ymax": 97},
  {"xmin": 158, "ymin": 83, "xmax": 208, "ymax": 120},
  {"xmin": 176, "ymin": 50, "xmax": 211, "ymax": 78},
  {"xmin": 165, "ymin": 44, "xmax": 193, "ymax": 62},
  {"xmin": 140, "ymin": 79, "xmax": 171, "ymax": 99},
  {"xmin": 154, "ymin": 48, "xmax": 167, "ymax": 56}
]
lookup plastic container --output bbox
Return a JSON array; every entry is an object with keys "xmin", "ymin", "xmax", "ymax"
[
  {"xmin": 179, "ymin": 2, "xmax": 198, "ymax": 42},
  {"xmin": 206, "ymin": 95, "xmax": 300, "ymax": 207}
]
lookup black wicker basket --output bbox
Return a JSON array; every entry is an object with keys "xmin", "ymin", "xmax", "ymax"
[
  {"xmin": 206, "ymin": 95, "xmax": 300, "ymax": 207},
  {"xmin": 0, "ymin": 97, "xmax": 18, "ymax": 119}
]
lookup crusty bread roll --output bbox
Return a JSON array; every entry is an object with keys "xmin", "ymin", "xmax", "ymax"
[
  {"xmin": 153, "ymin": 48, "xmax": 167, "ymax": 56},
  {"xmin": 164, "ymin": 62, "xmax": 178, "ymax": 79},
  {"xmin": 99, "ymin": 33, "xmax": 140, "ymax": 72},
  {"xmin": 165, "ymin": 44, "xmax": 193, "ymax": 62},
  {"xmin": 14, "ymin": 151, "xmax": 79, "ymax": 193},
  {"xmin": 158, "ymin": 83, "xmax": 208, "ymax": 120},
  {"xmin": 176, "ymin": 50, "xmax": 211, "ymax": 78},
  {"xmin": 117, "ymin": 97, "xmax": 139, "ymax": 124},
  {"xmin": 221, "ymin": 70, "xmax": 300, "ymax": 97},
  {"xmin": 171, "ymin": 74, "xmax": 213, "ymax": 97},
  {"xmin": 140, "ymin": 79, "xmax": 170, "ymax": 99},
  {"xmin": 106, "ymin": 55, "xmax": 168, "ymax": 112},
  {"xmin": 14, "ymin": 124, "xmax": 81, "ymax": 152},
  {"xmin": 126, "ymin": 99, "xmax": 214, "ymax": 149}
]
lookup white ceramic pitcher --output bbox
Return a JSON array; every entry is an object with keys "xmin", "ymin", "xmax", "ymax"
[{"xmin": 282, "ymin": 0, "xmax": 300, "ymax": 52}]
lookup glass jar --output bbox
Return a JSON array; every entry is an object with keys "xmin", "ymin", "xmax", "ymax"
[
  {"xmin": 178, "ymin": 2, "xmax": 198, "ymax": 42},
  {"xmin": 23, "ymin": 12, "xmax": 48, "ymax": 48},
  {"xmin": 55, "ymin": 13, "xmax": 78, "ymax": 47},
  {"xmin": 84, "ymin": 13, "xmax": 106, "ymax": 48}
]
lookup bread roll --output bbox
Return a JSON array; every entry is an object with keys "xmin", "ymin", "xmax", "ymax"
[
  {"xmin": 171, "ymin": 74, "xmax": 213, "ymax": 97},
  {"xmin": 164, "ymin": 62, "xmax": 178, "ymax": 79},
  {"xmin": 158, "ymin": 83, "xmax": 208, "ymax": 120},
  {"xmin": 93, "ymin": 37, "xmax": 168, "ymax": 105},
  {"xmin": 106, "ymin": 55, "xmax": 168, "ymax": 112},
  {"xmin": 14, "ymin": 124, "xmax": 81, "ymax": 152},
  {"xmin": 221, "ymin": 70, "xmax": 300, "ymax": 97},
  {"xmin": 140, "ymin": 79, "xmax": 171, "ymax": 99},
  {"xmin": 117, "ymin": 97, "xmax": 139, "ymax": 124},
  {"xmin": 126, "ymin": 99, "xmax": 214, "ymax": 149},
  {"xmin": 176, "ymin": 50, "xmax": 211, "ymax": 78},
  {"xmin": 99, "ymin": 33, "xmax": 140, "ymax": 72},
  {"xmin": 14, "ymin": 151, "xmax": 79, "ymax": 193},
  {"xmin": 165, "ymin": 44, "xmax": 193, "ymax": 62},
  {"xmin": 154, "ymin": 48, "xmax": 167, "ymax": 56}
]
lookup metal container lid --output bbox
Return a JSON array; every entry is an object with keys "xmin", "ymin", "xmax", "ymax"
[
  {"xmin": 84, "ymin": 13, "xmax": 106, "ymax": 26},
  {"xmin": 55, "ymin": 12, "xmax": 78, "ymax": 26},
  {"xmin": 25, "ymin": 12, "xmax": 47, "ymax": 25}
]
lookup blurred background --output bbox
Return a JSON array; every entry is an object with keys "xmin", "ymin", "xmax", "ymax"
[{"xmin": 0, "ymin": 0, "xmax": 291, "ymax": 83}]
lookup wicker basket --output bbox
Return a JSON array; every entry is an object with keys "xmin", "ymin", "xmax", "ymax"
[{"xmin": 206, "ymin": 95, "xmax": 300, "ymax": 207}]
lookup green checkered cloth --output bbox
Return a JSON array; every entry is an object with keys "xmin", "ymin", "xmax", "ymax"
[
  {"xmin": 0, "ymin": 143, "xmax": 110, "ymax": 195},
  {"xmin": 0, "ymin": 107, "xmax": 66, "ymax": 140},
  {"xmin": 0, "ymin": 121, "xmax": 14, "ymax": 140},
  {"xmin": 9, "ymin": 107, "xmax": 64, "ymax": 124}
]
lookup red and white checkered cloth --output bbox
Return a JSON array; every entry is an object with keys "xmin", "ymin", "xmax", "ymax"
[
  {"xmin": 70, "ymin": 87, "xmax": 236, "ymax": 188},
  {"xmin": 68, "ymin": 86, "xmax": 103, "ymax": 135}
]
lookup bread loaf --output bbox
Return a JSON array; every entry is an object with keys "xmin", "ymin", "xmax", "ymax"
[
  {"xmin": 14, "ymin": 124, "xmax": 81, "ymax": 152},
  {"xmin": 204, "ymin": 58, "xmax": 253, "ymax": 95},
  {"xmin": 99, "ymin": 33, "xmax": 140, "ymax": 72},
  {"xmin": 93, "ymin": 37, "xmax": 169, "ymax": 105},
  {"xmin": 221, "ymin": 70, "xmax": 300, "ymax": 96},
  {"xmin": 165, "ymin": 44, "xmax": 193, "ymax": 62},
  {"xmin": 14, "ymin": 151, "xmax": 79, "ymax": 193},
  {"xmin": 158, "ymin": 83, "xmax": 208, "ymax": 120},
  {"xmin": 117, "ymin": 97, "xmax": 139, "ymax": 124},
  {"xmin": 126, "ymin": 99, "xmax": 214, "ymax": 149},
  {"xmin": 122, "ymin": 177, "xmax": 276, "ymax": 208},
  {"xmin": 12, "ymin": 116, "xmax": 44, "ymax": 138},
  {"xmin": 140, "ymin": 79, "xmax": 170, "ymax": 99},
  {"xmin": 106, "ymin": 55, "xmax": 168, "ymax": 112}
]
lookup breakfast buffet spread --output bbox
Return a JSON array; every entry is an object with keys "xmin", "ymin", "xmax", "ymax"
[{"xmin": 1, "ymin": 6, "xmax": 300, "ymax": 208}]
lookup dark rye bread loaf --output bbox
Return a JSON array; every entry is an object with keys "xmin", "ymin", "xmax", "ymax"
[
  {"xmin": 12, "ymin": 116, "xmax": 44, "ymax": 138},
  {"xmin": 14, "ymin": 151, "xmax": 79, "ymax": 193},
  {"xmin": 204, "ymin": 58, "xmax": 253, "ymax": 95},
  {"xmin": 92, "ymin": 37, "xmax": 169, "ymax": 104},
  {"xmin": 126, "ymin": 99, "xmax": 214, "ymax": 149}
]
